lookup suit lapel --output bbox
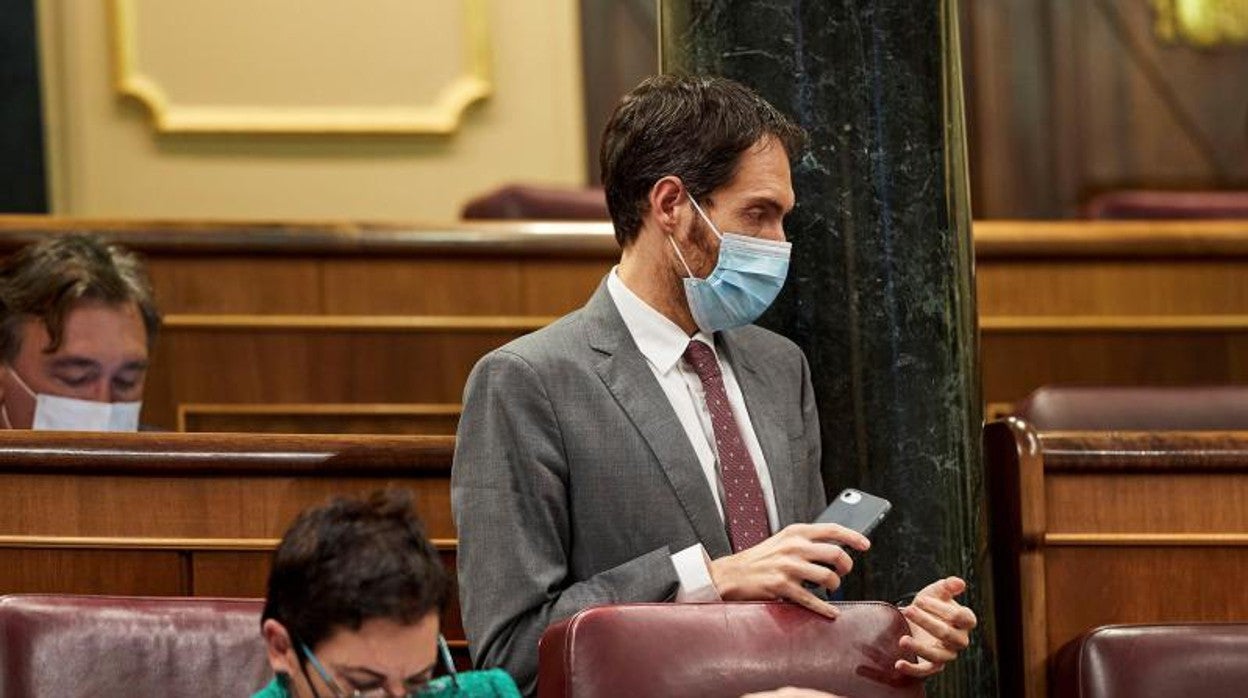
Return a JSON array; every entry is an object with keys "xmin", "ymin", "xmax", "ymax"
[
  {"xmin": 720, "ymin": 331, "xmax": 799, "ymax": 529},
  {"xmin": 583, "ymin": 283, "xmax": 733, "ymax": 559}
]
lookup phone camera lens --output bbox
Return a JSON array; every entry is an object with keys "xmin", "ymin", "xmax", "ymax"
[{"xmin": 840, "ymin": 490, "xmax": 862, "ymax": 504}]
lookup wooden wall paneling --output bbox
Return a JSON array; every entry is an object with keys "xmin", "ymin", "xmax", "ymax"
[
  {"xmin": 0, "ymin": 473, "xmax": 455, "ymax": 540},
  {"xmin": 1046, "ymin": 472, "xmax": 1248, "ymax": 533},
  {"xmin": 179, "ymin": 403, "xmax": 462, "ymax": 435},
  {"xmin": 321, "ymin": 258, "xmax": 530, "ymax": 315},
  {"xmin": 191, "ymin": 550, "xmax": 271, "ymax": 598},
  {"xmin": 0, "ymin": 430, "xmax": 458, "ymax": 537},
  {"xmin": 0, "ymin": 548, "xmax": 186, "ymax": 595},
  {"xmin": 144, "ymin": 257, "xmax": 324, "ymax": 314},
  {"xmin": 1043, "ymin": 546, "xmax": 1248, "ymax": 655},
  {"xmin": 514, "ymin": 258, "xmax": 611, "ymax": 314},
  {"xmin": 144, "ymin": 323, "xmax": 530, "ymax": 431},
  {"xmin": 319, "ymin": 257, "xmax": 609, "ymax": 316},
  {"xmin": 976, "ymin": 259, "xmax": 1248, "ymax": 316},
  {"xmin": 980, "ymin": 330, "xmax": 1248, "ymax": 405}
]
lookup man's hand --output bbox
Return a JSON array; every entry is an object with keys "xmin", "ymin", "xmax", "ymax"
[
  {"xmin": 741, "ymin": 689, "xmax": 844, "ymax": 698},
  {"xmin": 896, "ymin": 576, "xmax": 976, "ymax": 678},
  {"xmin": 708, "ymin": 523, "xmax": 871, "ymax": 618}
]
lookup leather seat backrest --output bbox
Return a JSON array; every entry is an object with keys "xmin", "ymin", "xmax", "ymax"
[
  {"xmin": 1052, "ymin": 624, "xmax": 1248, "ymax": 698},
  {"xmin": 0, "ymin": 594, "xmax": 270, "ymax": 697},
  {"xmin": 1015, "ymin": 385, "xmax": 1248, "ymax": 431},
  {"xmin": 538, "ymin": 601, "xmax": 925, "ymax": 698}
]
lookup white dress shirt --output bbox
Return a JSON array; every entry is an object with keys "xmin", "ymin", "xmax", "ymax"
[{"xmin": 606, "ymin": 268, "xmax": 779, "ymax": 601}]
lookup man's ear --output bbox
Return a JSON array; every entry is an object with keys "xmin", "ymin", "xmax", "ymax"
[
  {"xmin": 648, "ymin": 176, "xmax": 688, "ymax": 235},
  {"xmin": 262, "ymin": 618, "xmax": 296, "ymax": 675}
]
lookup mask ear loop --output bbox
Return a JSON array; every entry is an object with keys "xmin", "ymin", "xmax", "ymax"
[
  {"xmin": 0, "ymin": 365, "xmax": 34, "ymax": 430},
  {"xmin": 669, "ymin": 194, "xmax": 722, "ymax": 279},
  {"xmin": 686, "ymin": 196, "xmax": 725, "ymax": 241},
  {"xmin": 667, "ymin": 235, "xmax": 696, "ymax": 279}
]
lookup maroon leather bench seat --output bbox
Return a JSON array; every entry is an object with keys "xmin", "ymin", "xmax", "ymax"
[
  {"xmin": 1014, "ymin": 385, "xmax": 1248, "ymax": 431},
  {"xmin": 538, "ymin": 601, "xmax": 924, "ymax": 698},
  {"xmin": 461, "ymin": 184, "xmax": 609, "ymax": 220},
  {"xmin": 0, "ymin": 594, "xmax": 269, "ymax": 697},
  {"xmin": 1083, "ymin": 190, "xmax": 1248, "ymax": 219},
  {"xmin": 1052, "ymin": 623, "xmax": 1248, "ymax": 697}
]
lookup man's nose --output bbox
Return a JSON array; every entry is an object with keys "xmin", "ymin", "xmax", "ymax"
[
  {"xmin": 89, "ymin": 381, "xmax": 112, "ymax": 403},
  {"xmin": 763, "ymin": 224, "xmax": 787, "ymax": 243}
]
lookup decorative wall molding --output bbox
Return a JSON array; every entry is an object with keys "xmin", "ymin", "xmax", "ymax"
[{"xmin": 109, "ymin": 0, "xmax": 492, "ymax": 134}]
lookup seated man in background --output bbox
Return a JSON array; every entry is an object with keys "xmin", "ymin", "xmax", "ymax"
[
  {"xmin": 256, "ymin": 489, "xmax": 521, "ymax": 698},
  {"xmin": 0, "ymin": 234, "xmax": 161, "ymax": 430}
]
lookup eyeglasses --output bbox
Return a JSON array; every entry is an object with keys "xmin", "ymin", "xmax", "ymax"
[{"xmin": 300, "ymin": 634, "xmax": 462, "ymax": 698}]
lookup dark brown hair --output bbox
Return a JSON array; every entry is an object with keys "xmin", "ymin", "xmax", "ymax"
[
  {"xmin": 0, "ymin": 234, "xmax": 161, "ymax": 362},
  {"xmin": 600, "ymin": 74, "xmax": 806, "ymax": 247},
  {"xmin": 261, "ymin": 489, "xmax": 451, "ymax": 650}
]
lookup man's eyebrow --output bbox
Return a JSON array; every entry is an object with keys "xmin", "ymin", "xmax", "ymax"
[
  {"xmin": 740, "ymin": 196, "xmax": 789, "ymax": 214},
  {"xmin": 120, "ymin": 360, "xmax": 150, "ymax": 371},
  {"xmin": 47, "ymin": 356, "xmax": 101, "ymax": 371}
]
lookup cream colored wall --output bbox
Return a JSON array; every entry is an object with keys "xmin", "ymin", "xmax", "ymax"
[{"xmin": 37, "ymin": 0, "xmax": 587, "ymax": 221}]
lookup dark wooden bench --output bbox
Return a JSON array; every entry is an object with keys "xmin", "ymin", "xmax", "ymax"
[
  {"xmin": 985, "ymin": 420, "xmax": 1248, "ymax": 697},
  {"xmin": 0, "ymin": 430, "xmax": 467, "ymax": 660},
  {"xmin": 4, "ymin": 216, "xmax": 1248, "ymax": 433}
]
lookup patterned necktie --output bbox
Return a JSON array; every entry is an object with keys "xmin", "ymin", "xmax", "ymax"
[{"xmin": 682, "ymin": 339, "xmax": 770, "ymax": 552}]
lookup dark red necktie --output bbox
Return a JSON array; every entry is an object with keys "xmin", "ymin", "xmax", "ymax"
[{"xmin": 682, "ymin": 339, "xmax": 770, "ymax": 552}]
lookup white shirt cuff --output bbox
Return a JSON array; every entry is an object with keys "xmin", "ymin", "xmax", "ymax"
[{"xmin": 671, "ymin": 543, "xmax": 723, "ymax": 603}]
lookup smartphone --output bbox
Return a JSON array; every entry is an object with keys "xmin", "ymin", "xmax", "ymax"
[{"xmin": 815, "ymin": 488, "xmax": 892, "ymax": 538}]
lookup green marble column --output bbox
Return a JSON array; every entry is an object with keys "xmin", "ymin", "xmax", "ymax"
[{"xmin": 661, "ymin": 2, "xmax": 996, "ymax": 696}]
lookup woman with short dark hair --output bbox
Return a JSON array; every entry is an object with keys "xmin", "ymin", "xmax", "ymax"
[{"xmin": 255, "ymin": 489, "xmax": 451, "ymax": 698}]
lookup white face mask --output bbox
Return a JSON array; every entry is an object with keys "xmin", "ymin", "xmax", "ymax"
[{"xmin": 2, "ymin": 366, "xmax": 142, "ymax": 432}]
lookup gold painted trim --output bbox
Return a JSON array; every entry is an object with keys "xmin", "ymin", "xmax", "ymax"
[
  {"xmin": 35, "ymin": 0, "xmax": 72, "ymax": 213},
  {"xmin": 981, "ymin": 315, "xmax": 1248, "ymax": 332},
  {"xmin": 0, "ymin": 535, "xmax": 458, "ymax": 551},
  {"xmin": 163, "ymin": 314, "xmax": 556, "ymax": 332},
  {"xmin": 1152, "ymin": 0, "xmax": 1248, "ymax": 47},
  {"xmin": 1045, "ymin": 533, "xmax": 1248, "ymax": 546},
  {"xmin": 109, "ymin": 0, "xmax": 492, "ymax": 134}
]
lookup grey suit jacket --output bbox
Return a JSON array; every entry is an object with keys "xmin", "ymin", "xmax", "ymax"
[{"xmin": 451, "ymin": 280, "xmax": 827, "ymax": 695}]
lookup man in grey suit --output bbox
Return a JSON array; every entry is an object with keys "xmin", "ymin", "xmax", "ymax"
[{"xmin": 453, "ymin": 75, "xmax": 977, "ymax": 695}]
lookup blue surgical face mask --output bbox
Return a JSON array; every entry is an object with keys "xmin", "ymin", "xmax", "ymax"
[{"xmin": 668, "ymin": 196, "xmax": 792, "ymax": 334}]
